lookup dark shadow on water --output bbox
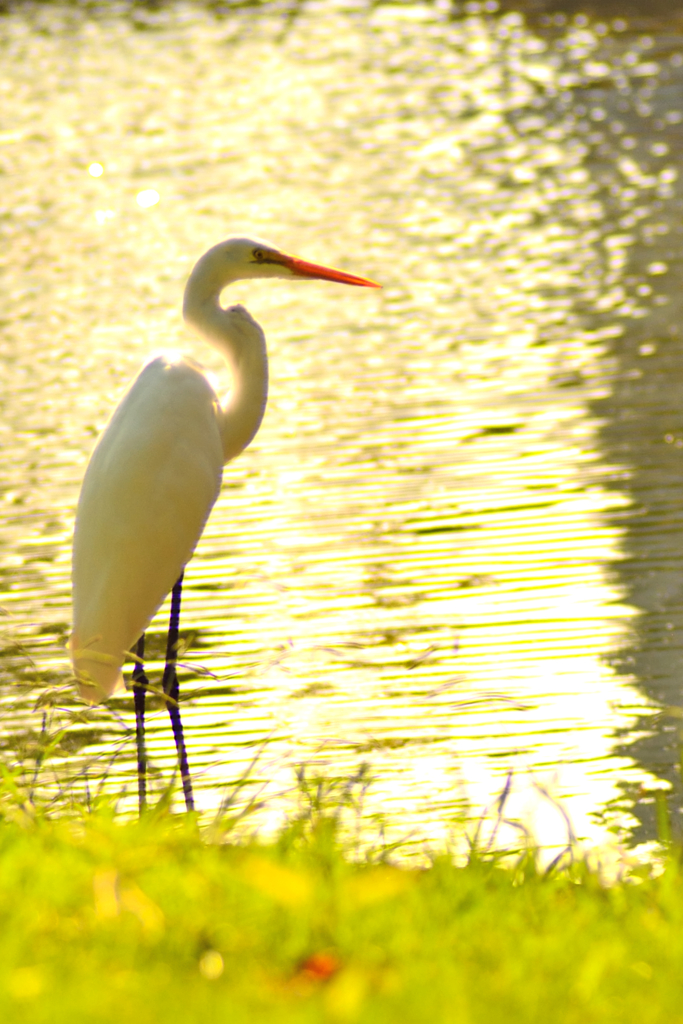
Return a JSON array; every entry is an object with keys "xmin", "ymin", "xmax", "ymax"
[
  {"xmin": 593, "ymin": 298, "xmax": 683, "ymax": 843},
  {"xmin": 3, "ymin": 0, "xmax": 683, "ymax": 34},
  {"xmin": 492, "ymin": 0, "xmax": 683, "ymax": 33},
  {"xmin": 583, "ymin": 51, "xmax": 683, "ymax": 838}
]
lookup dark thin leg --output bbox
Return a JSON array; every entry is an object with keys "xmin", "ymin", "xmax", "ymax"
[
  {"xmin": 162, "ymin": 572, "xmax": 195, "ymax": 812},
  {"xmin": 132, "ymin": 634, "xmax": 149, "ymax": 814}
]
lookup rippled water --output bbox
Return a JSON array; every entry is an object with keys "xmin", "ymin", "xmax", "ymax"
[{"xmin": 1, "ymin": 2, "xmax": 683, "ymax": 858}]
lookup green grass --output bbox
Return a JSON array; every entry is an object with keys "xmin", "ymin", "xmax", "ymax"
[{"xmin": 0, "ymin": 783, "xmax": 682, "ymax": 1024}]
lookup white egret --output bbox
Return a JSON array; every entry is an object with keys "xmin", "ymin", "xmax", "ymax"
[{"xmin": 70, "ymin": 237, "xmax": 379, "ymax": 811}]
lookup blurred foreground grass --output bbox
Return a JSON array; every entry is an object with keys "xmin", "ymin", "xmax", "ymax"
[{"xmin": 1, "ymin": 784, "xmax": 683, "ymax": 1024}]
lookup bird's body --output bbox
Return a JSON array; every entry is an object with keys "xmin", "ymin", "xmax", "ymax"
[
  {"xmin": 70, "ymin": 237, "xmax": 378, "ymax": 713},
  {"xmin": 71, "ymin": 355, "xmax": 225, "ymax": 697}
]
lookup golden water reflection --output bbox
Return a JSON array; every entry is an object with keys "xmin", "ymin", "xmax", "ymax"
[{"xmin": 0, "ymin": 3, "xmax": 681, "ymax": 856}]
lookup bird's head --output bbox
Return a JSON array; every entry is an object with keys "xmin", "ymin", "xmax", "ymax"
[
  {"xmin": 183, "ymin": 236, "xmax": 380, "ymax": 343},
  {"xmin": 190, "ymin": 236, "xmax": 381, "ymax": 292}
]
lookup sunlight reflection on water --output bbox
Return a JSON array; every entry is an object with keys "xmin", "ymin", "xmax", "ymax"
[{"xmin": 1, "ymin": 2, "xmax": 682, "ymax": 859}]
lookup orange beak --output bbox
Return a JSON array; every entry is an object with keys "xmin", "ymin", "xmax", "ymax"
[{"xmin": 278, "ymin": 253, "xmax": 381, "ymax": 288}]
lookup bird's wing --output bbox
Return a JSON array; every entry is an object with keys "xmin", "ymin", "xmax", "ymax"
[{"xmin": 71, "ymin": 357, "xmax": 223, "ymax": 701}]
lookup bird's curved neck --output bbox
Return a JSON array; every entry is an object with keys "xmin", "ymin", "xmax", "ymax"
[{"xmin": 182, "ymin": 272, "xmax": 268, "ymax": 465}]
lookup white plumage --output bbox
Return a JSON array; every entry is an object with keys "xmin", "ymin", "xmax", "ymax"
[{"xmin": 71, "ymin": 356, "xmax": 224, "ymax": 697}]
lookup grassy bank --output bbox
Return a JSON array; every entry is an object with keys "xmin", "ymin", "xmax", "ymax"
[{"xmin": 0, "ymin": 795, "xmax": 682, "ymax": 1024}]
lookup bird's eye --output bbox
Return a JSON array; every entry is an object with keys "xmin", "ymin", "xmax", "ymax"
[{"xmin": 252, "ymin": 248, "xmax": 265, "ymax": 262}]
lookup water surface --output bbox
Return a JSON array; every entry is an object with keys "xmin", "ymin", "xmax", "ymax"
[{"xmin": 1, "ymin": 2, "xmax": 683, "ymax": 857}]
